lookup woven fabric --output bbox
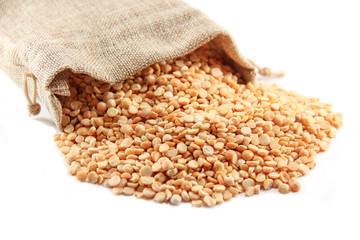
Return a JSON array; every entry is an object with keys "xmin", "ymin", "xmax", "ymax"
[{"xmin": 0, "ymin": 0, "xmax": 255, "ymax": 129}]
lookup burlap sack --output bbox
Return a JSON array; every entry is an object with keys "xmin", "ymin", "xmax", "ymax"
[{"xmin": 0, "ymin": 0, "xmax": 255, "ymax": 130}]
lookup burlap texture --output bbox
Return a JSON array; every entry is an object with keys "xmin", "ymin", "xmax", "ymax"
[{"xmin": 0, "ymin": 0, "xmax": 255, "ymax": 130}]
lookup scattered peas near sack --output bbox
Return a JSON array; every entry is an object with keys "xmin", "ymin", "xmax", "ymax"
[{"xmin": 54, "ymin": 45, "xmax": 342, "ymax": 207}]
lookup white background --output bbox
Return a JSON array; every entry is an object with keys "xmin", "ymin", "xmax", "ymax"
[{"xmin": 1, "ymin": 1, "xmax": 359, "ymax": 239}]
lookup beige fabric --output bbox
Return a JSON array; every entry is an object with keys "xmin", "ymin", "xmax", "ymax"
[{"xmin": 0, "ymin": 0, "xmax": 255, "ymax": 130}]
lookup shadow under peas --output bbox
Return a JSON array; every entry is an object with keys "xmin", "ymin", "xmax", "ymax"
[{"xmin": 34, "ymin": 117, "xmax": 57, "ymax": 129}]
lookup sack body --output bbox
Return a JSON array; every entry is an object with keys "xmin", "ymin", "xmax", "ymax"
[{"xmin": 0, "ymin": 0, "xmax": 255, "ymax": 129}]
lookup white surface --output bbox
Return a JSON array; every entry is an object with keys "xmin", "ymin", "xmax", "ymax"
[{"xmin": 1, "ymin": 1, "xmax": 359, "ymax": 239}]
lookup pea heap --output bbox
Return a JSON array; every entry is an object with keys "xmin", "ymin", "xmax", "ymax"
[{"xmin": 54, "ymin": 45, "xmax": 343, "ymax": 207}]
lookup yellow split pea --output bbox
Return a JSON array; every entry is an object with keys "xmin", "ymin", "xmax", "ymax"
[{"xmin": 55, "ymin": 44, "xmax": 343, "ymax": 207}]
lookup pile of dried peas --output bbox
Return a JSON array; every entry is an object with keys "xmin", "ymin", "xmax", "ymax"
[{"xmin": 54, "ymin": 45, "xmax": 343, "ymax": 207}]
